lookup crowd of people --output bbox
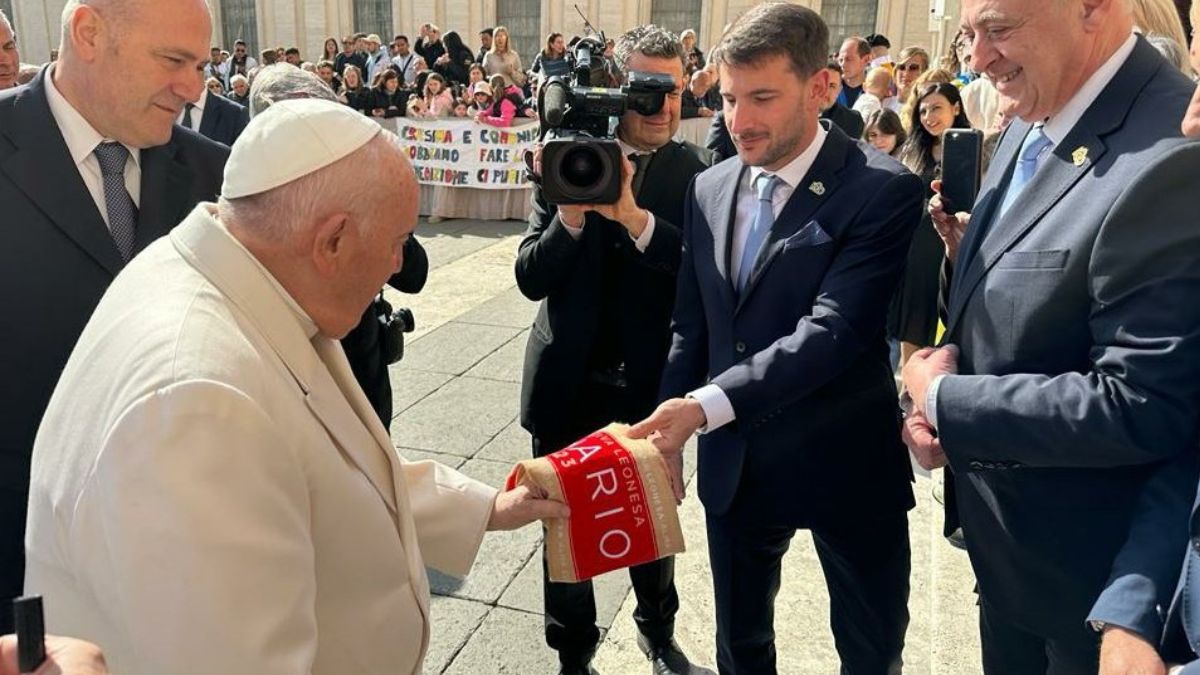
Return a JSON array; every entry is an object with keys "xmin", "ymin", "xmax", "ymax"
[{"xmin": 8, "ymin": 0, "xmax": 1200, "ymax": 674}]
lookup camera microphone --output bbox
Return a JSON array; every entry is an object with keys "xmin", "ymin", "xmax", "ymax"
[{"xmin": 542, "ymin": 79, "xmax": 570, "ymax": 128}]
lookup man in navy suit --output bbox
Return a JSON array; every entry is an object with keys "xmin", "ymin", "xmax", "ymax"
[
  {"xmin": 903, "ymin": 0, "xmax": 1200, "ymax": 671},
  {"xmin": 180, "ymin": 83, "xmax": 248, "ymax": 147},
  {"xmin": 0, "ymin": 0, "xmax": 228, "ymax": 633},
  {"xmin": 630, "ymin": 4, "xmax": 923, "ymax": 672}
]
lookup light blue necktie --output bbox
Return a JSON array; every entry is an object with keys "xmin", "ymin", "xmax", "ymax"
[
  {"xmin": 736, "ymin": 174, "xmax": 782, "ymax": 292},
  {"xmin": 94, "ymin": 142, "xmax": 138, "ymax": 262},
  {"xmin": 996, "ymin": 124, "xmax": 1053, "ymax": 220}
]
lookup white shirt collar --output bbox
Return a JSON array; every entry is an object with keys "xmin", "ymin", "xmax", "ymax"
[
  {"xmin": 749, "ymin": 122, "xmax": 828, "ymax": 191},
  {"xmin": 43, "ymin": 65, "xmax": 141, "ymax": 170},
  {"xmin": 190, "ymin": 87, "xmax": 208, "ymax": 113},
  {"xmin": 1041, "ymin": 32, "xmax": 1136, "ymax": 146},
  {"xmin": 617, "ymin": 137, "xmax": 656, "ymax": 157}
]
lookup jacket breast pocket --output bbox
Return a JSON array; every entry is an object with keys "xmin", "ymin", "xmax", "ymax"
[
  {"xmin": 995, "ymin": 249, "xmax": 1069, "ymax": 271},
  {"xmin": 782, "ymin": 220, "xmax": 833, "ymax": 251}
]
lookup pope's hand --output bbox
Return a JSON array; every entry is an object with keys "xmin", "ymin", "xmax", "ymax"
[{"xmin": 487, "ymin": 484, "xmax": 570, "ymax": 531}]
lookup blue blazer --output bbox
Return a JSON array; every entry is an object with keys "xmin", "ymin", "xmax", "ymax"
[
  {"xmin": 198, "ymin": 92, "xmax": 248, "ymax": 147},
  {"xmin": 658, "ymin": 123, "xmax": 923, "ymax": 526},
  {"xmin": 938, "ymin": 37, "xmax": 1200, "ymax": 639}
]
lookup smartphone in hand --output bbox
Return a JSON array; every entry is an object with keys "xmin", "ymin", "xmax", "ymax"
[{"xmin": 940, "ymin": 128, "xmax": 984, "ymax": 214}]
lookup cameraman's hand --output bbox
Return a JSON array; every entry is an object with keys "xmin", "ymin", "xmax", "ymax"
[{"xmin": 558, "ymin": 154, "xmax": 649, "ymax": 237}]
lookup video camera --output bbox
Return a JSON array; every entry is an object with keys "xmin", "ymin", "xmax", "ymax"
[{"xmin": 537, "ymin": 34, "xmax": 676, "ymax": 204}]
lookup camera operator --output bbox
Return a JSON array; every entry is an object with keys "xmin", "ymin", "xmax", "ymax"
[{"xmin": 514, "ymin": 24, "xmax": 711, "ymax": 675}]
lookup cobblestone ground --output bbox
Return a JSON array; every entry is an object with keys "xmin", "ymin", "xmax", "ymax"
[{"xmin": 389, "ymin": 218, "xmax": 982, "ymax": 675}]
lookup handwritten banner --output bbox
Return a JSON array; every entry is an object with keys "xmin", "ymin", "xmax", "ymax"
[{"xmin": 376, "ymin": 118, "xmax": 539, "ymax": 190}]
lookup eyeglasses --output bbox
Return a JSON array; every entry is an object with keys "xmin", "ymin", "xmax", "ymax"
[{"xmin": 898, "ymin": 63, "xmax": 924, "ymax": 72}]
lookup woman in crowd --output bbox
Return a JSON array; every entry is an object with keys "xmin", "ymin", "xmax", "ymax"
[
  {"xmin": 889, "ymin": 82, "xmax": 972, "ymax": 366},
  {"xmin": 205, "ymin": 77, "xmax": 224, "ymax": 98},
  {"xmin": 899, "ymin": 67, "xmax": 953, "ymax": 133},
  {"xmin": 434, "ymin": 31, "xmax": 476, "ymax": 85},
  {"xmin": 322, "ymin": 37, "xmax": 339, "ymax": 63},
  {"xmin": 894, "ymin": 46, "xmax": 930, "ymax": 112},
  {"xmin": 531, "ymin": 32, "xmax": 569, "ymax": 79},
  {"xmin": 462, "ymin": 64, "xmax": 487, "ymax": 104},
  {"xmin": 862, "ymin": 109, "xmax": 906, "ymax": 157},
  {"xmin": 483, "ymin": 26, "xmax": 527, "ymax": 88},
  {"xmin": 680, "ymin": 29, "xmax": 705, "ymax": 74},
  {"xmin": 369, "ymin": 69, "xmax": 408, "ymax": 118},
  {"xmin": 409, "ymin": 72, "xmax": 454, "ymax": 118},
  {"xmin": 339, "ymin": 65, "xmax": 370, "ymax": 114}
]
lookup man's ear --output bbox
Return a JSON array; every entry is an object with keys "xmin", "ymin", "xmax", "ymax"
[
  {"xmin": 809, "ymin": 68, "xmax": 831, "ymax": 105},
  {"xmin": 311, "ymin": 213, "xmax": 353, "ymax": 277}
]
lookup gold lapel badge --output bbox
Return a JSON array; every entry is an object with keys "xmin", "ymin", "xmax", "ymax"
[
  {"xmin": 809, "ymin": 181, "xmax": 826, "ymax": 196},
  {"xmin": 1072, "ymin": 146, "xmax": 1088, "ymax": 167}
]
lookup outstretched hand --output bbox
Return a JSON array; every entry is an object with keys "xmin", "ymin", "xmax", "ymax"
[{"xmin": 487, "ymin": 484, "xmax": 570, "ymax": 531}]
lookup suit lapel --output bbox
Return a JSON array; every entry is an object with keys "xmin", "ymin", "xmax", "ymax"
[
  {"xmin": 944, "ymin": 37, "xmax": 1159, "ymax": 338},
  {"xmin": 1, "ymin": 71, "xmax": 123, "ymax": 276},
  {"xmin": 709, "ymin": 159, "xmax": 744, "ymax": 311},
  {"xmin": 198, "ymin": 103, "xmax": 216, "ymax": 139},
  {"xmin": 137, "ymin": 134, "xmax": 196, "ymax": 253},
  {"xmin": 735, "ymin": 126, "xmax": 849, "ymax": 314}
]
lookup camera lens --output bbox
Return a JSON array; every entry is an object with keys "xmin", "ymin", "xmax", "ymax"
[{"xmin": 561, "ymin": 146, "xmax": 605, "ymax": 188}]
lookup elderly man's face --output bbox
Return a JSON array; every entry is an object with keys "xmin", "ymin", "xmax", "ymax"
[
  {"xmin": 74, "ymin": 0, "xmax": 210, "ymax": 147},
  {"xmin": 961, "ymin": 0, "xmax": 1084, "ymax": 122},
  {"xmin": 233, "ymin": 80, "xmax": 248, "ymax": 95},
  {"xmin": 0, "ymin": 19, "xmax": 18, "ymax": 90}
]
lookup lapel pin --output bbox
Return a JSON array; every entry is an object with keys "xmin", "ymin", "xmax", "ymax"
[
  {"xmin": 1072, "ymin": 146, "xmax": 1088, "ymax": 167},
  {"xmin": 809, "ymin": 181, "xmax": 825, "ymax": 196}
]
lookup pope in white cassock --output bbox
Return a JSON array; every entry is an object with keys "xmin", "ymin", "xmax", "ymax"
[{"xmin": 23, "ymin": 99, "xmax": 567, "ymax": 675}]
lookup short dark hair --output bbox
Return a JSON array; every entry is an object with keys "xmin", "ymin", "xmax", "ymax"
[
  {"xmin": 612, "ymin": 25, "xmax": 686, "ymax": 83},
  {"xmin": 866, "ymin": 33, "xmax": 891, "ymax": 49},
  {"xmin": 824, "ymin": 60, "xmax": 843, "ymax": 75},
  {"xmin": 862, "ymin": 108, "xmax": 906, "ymax": 148},
  {"xmin": 710, "ymin": 2, "xmax": 828, "ymax": 78},
  {"xmin": 317, "ymin": 59, "xmax": 335, "ymax": 70},
  {"xmin": 285, "ymin": 47, "xmax": 300, "ymax": 56},
  {"xmin": 395, "ymin": 34, "xmax": 409, "ymax": 44},
  {"xmin": 234, "ymin": 39, "xmax": 247, "ymax": 47},
  {"xmin": 480, "ymin": 27, "xmax": 494, "ymax": 37}
]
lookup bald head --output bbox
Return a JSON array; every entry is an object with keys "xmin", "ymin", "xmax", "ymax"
[
  {"xmin": 56, "ymin": 0, "xmax": 212, "ymax": 147},
  {"xmin": 864, "ymin": 67, "xmax": 892, "ymax": 98}
]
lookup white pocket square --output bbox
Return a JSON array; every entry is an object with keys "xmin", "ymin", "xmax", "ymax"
[{"xmin": 783, "ymin": 221, "xmax": 833, "ymax": 249}]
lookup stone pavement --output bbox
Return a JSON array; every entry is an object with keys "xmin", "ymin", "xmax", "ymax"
[{"xmin": 386, "ymin": 217, "xmax": 984, "ymax": 674}]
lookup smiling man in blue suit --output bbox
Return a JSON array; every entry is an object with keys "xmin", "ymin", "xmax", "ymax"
[
  {"xmin": 629, "ymin": 4, "xmax": 923, "ymax": 672},
  {"xmin": 902, "ymin": 0, "xmax": 1200, "ymax": 672}
]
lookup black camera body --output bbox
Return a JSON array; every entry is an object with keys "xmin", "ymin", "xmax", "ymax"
[
  {"xmin": 375, "ymin": 295, "xmax": 415, "ymax": 365},
  {"xmin": 538, "ymin": 36, "xmax": 676, "ymax": 204}
]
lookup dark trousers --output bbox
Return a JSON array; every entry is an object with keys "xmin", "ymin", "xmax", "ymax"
[
  {"xmin": 531, "ymin": 380, "xmax": 679, "ymax": 664},
  {"xmin": 706, "ymin": 509, "xmax": 911, "ymax": 675},
  {"xmin": 979, "ymin": 602, "xmax": 1100, "ymax": 675}
]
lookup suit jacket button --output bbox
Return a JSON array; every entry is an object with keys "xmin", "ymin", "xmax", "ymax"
[{"xmin": 735, "ymin": 341, "xmax": 746, "ymax": 353}]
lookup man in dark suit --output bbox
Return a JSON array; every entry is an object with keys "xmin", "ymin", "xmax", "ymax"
[
  {"xmin": 0, "ymin": 0, "xmax": 228, "ymax": 632},
  {"xmin": 630, "ymin": 5, "xmax": 922, "ymax": 673},
  {"xmin": 197, "ymin": 88, "xmax": 247, "ymax": 146},
  {"xmin": 903, "ymin": 0, "xmax": 1200, "ymax": 671},
  {"xmin": 819, "ymin": 61, "xmax": 865, "ymax": 140},
  {"xmin": 516, "ymin": 25, "xmax": 708, "ymax": 675},
  {"xmin": 705, "ymin": 110, "xmax": 735, "ymax": 163}
]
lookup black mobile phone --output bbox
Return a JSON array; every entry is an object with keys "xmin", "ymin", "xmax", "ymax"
[{"xmin": 940, "ymin": 128, "xmax": 984, "ymax": 213}]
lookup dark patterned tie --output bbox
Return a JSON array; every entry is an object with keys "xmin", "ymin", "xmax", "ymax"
[
  {"xmin": 629, "ymin": 152, "xmax": 651, "ymax": 199},
  {"xmin": 93, "ymin": 142, "xmax": 138, "ymax": 262}
]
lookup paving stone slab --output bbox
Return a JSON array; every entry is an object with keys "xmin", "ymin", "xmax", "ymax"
[
  {"xmin": 400, "ymin": 322, "xmax": 521, "ymax": 376},
  {"xmin": 424, "ymin": 595, "xmax": 490, "ymax": 674},
  {"xmin": 390, "ymin": 377, "xmax": 520, "ymax": 457},
  {"xmin": 463, "ymin": 329, "xmax": 528, "ymax": 383},
  {"xmin": 430, "ymin": 458, "xmax": 541, "ymax": 603},
  {"xmin": 476, "ymin": 420, "xmax": 531, "ymax": 464},
  {"xmin": 389, "ymin": 368, "xmax": 454, "ymax": 417},
  {"xmin": 441, "ymin": 607, "xmax": 563, "ymax": 675},
  {"xmin": 455, "ymin": 286, "xmax": 539, "ymax": 329}
]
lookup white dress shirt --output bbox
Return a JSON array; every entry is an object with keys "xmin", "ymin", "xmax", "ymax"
[
  {"xmin": 926, "ymin": 32, "xmax": 1137, "ymax": 429},
  {"xmin": 690, "ymin": 123, "xmax": 829, "ymax": 432},
  {"xmin": 391, "ymin": 52, "xmax": 423, "ymax": 85},
  {"xmin": 177, "ymin": 87, "xmax": 206, "ymax": 133},
  {"xmin": 560, "ymin": 137, "xmax": 659, "ymax": 252},
  {"xmin": 43, "ymin": 65, "xmax": 142, "ymax": 230}
]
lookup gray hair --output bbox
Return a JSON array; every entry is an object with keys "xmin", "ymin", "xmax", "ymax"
[
  {"xmin": 230, "ymin": 73, "xmax": 248, "ymax": 86},
  {"xmin": 710, "ymin": 2, "xmax": 828, "ymax": 79},
  {"xmin": 248, "ymin": 63, "xmax": 337, "ymax": 117},
  {"xmin": 218, "ymin": 132, "xmax": 407, "ymax": 242},
  {"xmin": 612, "ymin": 24, "xmax": 686, "ymax": 82},
  {"xmin": 0, "ymin": 9, "xmax": 13, "ymax": 35},
  {"xmin": 1147, "ymin": 33, "xmax": 1189, "ymax": 73}
]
